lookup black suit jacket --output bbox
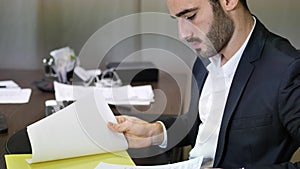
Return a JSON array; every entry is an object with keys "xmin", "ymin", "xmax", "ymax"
[{"xmin": 162, "ymin": 18, "xmax": 300, "ymax": 169}]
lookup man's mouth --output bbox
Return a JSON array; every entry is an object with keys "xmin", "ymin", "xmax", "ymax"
[
  {"xmin": 187, "ymin": 37, "xmax": 202, "ymax": 50},
  {"xmin": 190, "ymin": 41, "xmax": 201, "ymax": 49}
]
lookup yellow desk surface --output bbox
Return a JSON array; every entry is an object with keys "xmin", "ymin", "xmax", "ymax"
[{"xmin": 5, "ymin": 151, "xmax": 135, "ymax": 169}]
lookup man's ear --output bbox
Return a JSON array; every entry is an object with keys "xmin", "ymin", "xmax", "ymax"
[{"xmin": 220, "ymin": 0, "xmax": 239, "ymax": 12}]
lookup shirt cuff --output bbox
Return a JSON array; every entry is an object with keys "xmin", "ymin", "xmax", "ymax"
[{"xmin": 157, "ymin": 121, "xmax": 167, "ymax": 148}]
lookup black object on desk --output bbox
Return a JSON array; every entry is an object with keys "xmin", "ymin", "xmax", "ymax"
[
  {"xmin": 33, "ymin": 79, "xmax": 54, "ymax": 93},
  {"xmin": 0, "ymin": 114, "xmax": 8, "ymax": 134},
  {"xmin": 6, "ymin": 128, "xmax": 31, "ymax": 154},
  {"xmin": 106, "ymin": 62, "xmax": 159, "ymax": 84}
]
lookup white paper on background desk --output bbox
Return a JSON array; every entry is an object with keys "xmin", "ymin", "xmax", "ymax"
[
  {"xmin": 54, "ymin": 81, "xmax": 94, "ymax": 101},
  {"xmin": 101, "ymin": 85, "xmax": 154, "ymax": 105},
  {"xmin": 0, "ymin": 80, "xmax": 20, "ymax": 88},
  {"xmin": 0, "ymin": 88, "xmax": 32, "ymax": 104},
  {"xmin": 54, "ymin": 81, "xmax": 154, "ymax": 105},
  {"xmin": 0, "ymin": 80, "xmax": 32, "ymax": 104},
  {"xmin": 26, "ymin": 89, "xmax": 128, "ymax": 163},
  {"xmin": 95, "ymin": 156, "xmax": 203, "ymax": 169}
]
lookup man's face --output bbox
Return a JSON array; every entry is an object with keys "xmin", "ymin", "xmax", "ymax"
[{"xmin": 167, "ymin": 0, "xmax": 234, "ymax": 58}]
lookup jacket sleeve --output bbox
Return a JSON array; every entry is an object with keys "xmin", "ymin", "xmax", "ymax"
[
  {"xmin": 249, "ymin": 58, "xmax": 300, "ymax": 169},
  {"xmin": 277, "ymin": 58, "xmax": 300, "ymax": 169}
]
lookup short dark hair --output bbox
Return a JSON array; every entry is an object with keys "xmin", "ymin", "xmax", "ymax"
[{"xmin": 210, "ymin": 0, "xmax": 249, "ymax": 11}]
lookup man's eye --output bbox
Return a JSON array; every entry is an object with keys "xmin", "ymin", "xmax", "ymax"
[{"xmin": 186, "ymin": 13, "xmax": 196, "ymax": 20}]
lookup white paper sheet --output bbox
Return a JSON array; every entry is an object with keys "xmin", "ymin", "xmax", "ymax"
[
  {"xmin": 54, "ymin": 81, "xmax": 154, "ymax": 105},
  {"xmin": 101, "ymin": 85, "xmax": 154, "ymax": 105},
  {"xmin": 0, "ymin": 80, "xmax": 20, "ymax": 88},
  {"xmin": 26, "ymin": 89, "xmax": 128, "ymax": 163},
  {"xmin": 54, "ymin": 81, "xmax": 94, "ymax": 101},
  {"xmin": 95, "ymin": 156, "xmax": 203, "ymax": 169},
  {"xmin": 0, "ymin": 80, "xmax": 31, "ymax": 104},
  {"xmin": 0, "ymin": 88, "xmax": 32, "ymax": 104}
]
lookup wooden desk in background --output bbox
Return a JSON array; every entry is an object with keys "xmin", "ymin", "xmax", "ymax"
[
  {"xmin": 0, "ymin": 69, "xmax": 188, "ymax": 169},
  {"xmin": 0, "ymin": 69, "xmax": 54, "ymax": 169}
]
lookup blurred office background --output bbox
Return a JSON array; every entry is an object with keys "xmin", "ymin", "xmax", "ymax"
[{"xmin": 0, "ymin": 0, "xmax": 299, "ymax": 70}]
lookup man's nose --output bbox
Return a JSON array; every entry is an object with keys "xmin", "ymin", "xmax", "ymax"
[{"xmin": 177, "ymin": 18, "xmax": 193, "ymax": 40}]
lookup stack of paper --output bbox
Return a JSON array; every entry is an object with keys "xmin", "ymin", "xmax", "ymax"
[
  {"xmin": 27, "ymin": 90, "xmax": 128, "ymax": 163},
  {"xmin": 0, "ymin": 80, "xmax": 32, "ymax": 104},
  {"xmin": 54, "ymin": 81, "xmax": 154, "ymax": 105}
]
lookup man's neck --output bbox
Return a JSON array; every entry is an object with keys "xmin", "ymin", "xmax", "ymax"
[{"xmin": 220, "ymin": 13, "xmax": 254, "ymax": 65}]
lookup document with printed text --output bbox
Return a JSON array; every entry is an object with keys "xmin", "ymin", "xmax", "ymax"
[{"xmin": 95, "ymin": 156, "xmax": 203, "ymax": 169}]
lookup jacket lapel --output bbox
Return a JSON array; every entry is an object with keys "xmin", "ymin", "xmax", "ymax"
[{"xmin": 213, "ymin": 17, "xmax": 269, "ymax": 166}]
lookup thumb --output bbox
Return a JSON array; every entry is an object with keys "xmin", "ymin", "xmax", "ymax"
[
  {"xmin": 107, "ymin": 121, "xmax": 129, "ymax": 133},
  {"xmin": 107, "ymin": 122, "xmax": 119, "ymax": 133}
]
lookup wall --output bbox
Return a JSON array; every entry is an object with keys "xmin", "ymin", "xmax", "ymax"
[
  {"xmin": 0, "ymin": 0, "xmax": 299, "ymax": 70},
  {"xmin": 0, "ymin": 0, "xmax": 140, "ymax": 70},
  {"xmin": 248, "ymin": 0, "xmax": 300, "ymax": 49},
  {"xmin": 0, "ymin": 0, "xmax": 40, "ymax": 70}
]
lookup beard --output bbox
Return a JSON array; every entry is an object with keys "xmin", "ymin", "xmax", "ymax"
[{"xmin": 195, "ymin": 2, "xmax": 235, "ymax": 58}]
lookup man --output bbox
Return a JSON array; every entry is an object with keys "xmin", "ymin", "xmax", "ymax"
[{"xmin": 108, "ymin": 0, "xmax": 300, "ymax": 168}]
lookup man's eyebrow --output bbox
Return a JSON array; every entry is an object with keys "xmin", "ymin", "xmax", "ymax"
[
  {"xmin": 175, "ymin": 8, "xmax": 198, "ymax": 17},
  {"xmin": 170, "ymin": 15, "xmax": 177, "ymax": 19}
]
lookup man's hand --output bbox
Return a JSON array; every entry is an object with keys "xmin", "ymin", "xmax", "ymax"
[{"xmin": 107, "ymin": 115, "xmax": 164, "ymax": 148}]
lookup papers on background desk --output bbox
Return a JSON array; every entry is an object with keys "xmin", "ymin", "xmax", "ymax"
[
  {"xmin": 0, "ymin": 80, "xmax": 32, "ymax": 104},
  {"xmin": 54, "ymin": 81, "xmax": 154, "ymax": 105},
  {"xmin": 27, "ymin": 90, "xmax": 128, "ymax": 163},
  {"xmin": 95, "ymin": 156, "xmax": 203, "ymax": 169}
]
